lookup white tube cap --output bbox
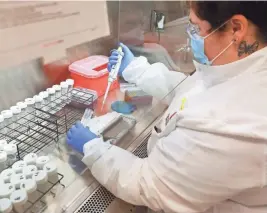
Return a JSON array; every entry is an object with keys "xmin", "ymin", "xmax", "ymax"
[
  {"xmin": 36, "ymin": 156, "xmax": 50, "ymax": 169},
  {"xmin": 33, "ymin": 95, "xmax": 43, "ymax": 103},
  {"xmin": 20, "ymin": 179, "xmax": 37, "ymax": 194},
  {"xmin": 10, "ymin": 189, "xmax": 28, "ymax": 206},
  {"xmin": 4, "ymin": 144, "xmax": 17, "ymax": 155},
  {"xmin": 0, "ymin": 183, "xmax": 15, "ymax": 199},
  {"xmin": 0, "ymin": 151, "xmax": 7, "ymax": 163},
  {"xmin": 23, "ymin": 165, "xmax": 37, "ymax": 179},
  {"xmin": 11, "ymin": 174, "xmax": 26, "ymax": 189},
  {"xmin": 33, "ymin": 170, "xmax": 48, "ymax": 184},
  {"xmin": 44, "ymin": 162, "xmax": 58, "ymax": 176},
  {"xmin": 12, "ymin": 161, "xmax": 27, "ymax": 174},
  {"xmin": 0, "ymin": 140, "xmax": 7, "ymax": 151},
  {"xmin": 0, "ymin": 198, "xmax": 12, "ymax": 213},
  {"xmin": 47, "ymin": 88, "xmax": 55, "ymax": 95},
  {"xmin": 25, "ymin": 98, "xmax": 35, "ymax": 105},
  {"xmin": 23, "ymin": 153, "xmax": 38, "ymax": 165},
  {"xmin": 52, "ymin": 85, "xmax": 61, "ymax": 91},
  {"xmin": 10, "ymin": 106, "xmax": 21, "ymax": 114},
  {"xmin": 39, "ymin": 91, "xmax": 48, "ymax": 99},
  {"xmin": 60, "ymin": 82, "xmax": 68, "ymax": 89},
  {"xmin": 1, "ymin": 110, "xmax": 13, "ymax": 119},
  {"xmin": 1, "ymin": 169, "xmax": 14, "ymax": 183},
  {"xmin": 66, "ymin": 79, "xmax": 74, "ymax": 86},
  {"xmin": 16, "ymin": 102, "xmax": 27, "ymax": 110}
]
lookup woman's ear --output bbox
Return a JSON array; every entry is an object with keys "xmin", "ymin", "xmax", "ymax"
[{"xmin": 230, "ymin": 15, "xmax": 248, "ymax": 43}]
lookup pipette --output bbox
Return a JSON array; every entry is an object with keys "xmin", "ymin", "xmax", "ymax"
[{"xmin": 101, "ymin": 46, "xmax": 124, "ymax": 111}]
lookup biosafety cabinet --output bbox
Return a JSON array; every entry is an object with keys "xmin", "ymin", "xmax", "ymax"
[{"xmin": 0, "ymin": 1, "xmax": 195, "ymax": 213}]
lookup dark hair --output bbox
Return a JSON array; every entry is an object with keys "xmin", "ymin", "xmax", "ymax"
[{"xmin": 190, "ymin": 1, "xmax": 267, "ymax": 43}]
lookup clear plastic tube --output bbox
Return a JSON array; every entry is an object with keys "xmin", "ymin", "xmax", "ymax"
[
  {"xmin": 34, "ymin": 95, "xmax": 43, "ymax": 122},
  {"xmin": 52, "ymin": 85, "xmax": 62, "ymax": 112},
  {"xmin": 16, "ymin": 102, "xmax": 27, "ymax": 125},
  {"xmin": 4, "ymin": 144, "xmax": 17, "ymax": 166},
  {"xmin": 47, "ymin": 88, "xmax": 56, "ymax": 114},
  {"xmin": 39, "ymin": 91, "xmax": 49, "ymax": 113},
  {"xmin": 24, "ymin": 98, "xmax": 36, "ymax": 128},
  {"xmin": 66, "ymin": 79, "xmax": 74, "ymax": 103},
  {"xmin": 1, "ymin": 110, "xmax": 13, "ymax": 136},
  {"xmin": 60, "ymin": 81, "xmax": 68, "ymax": 105},
  {"xmin": 10, "ymin": 106, "xmax": 21, "ymax": 129},
  {"xmin": 0, "ymin": 115, "xmax": 5, "ymax": 138}
]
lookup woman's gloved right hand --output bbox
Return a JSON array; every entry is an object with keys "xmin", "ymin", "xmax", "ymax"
[{"xmin": 108, "ymin": 43, "xmax": 134, "ymax": 76}]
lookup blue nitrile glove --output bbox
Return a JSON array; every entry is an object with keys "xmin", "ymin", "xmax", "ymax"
[
  {"xmin": 111, "ymin": 101, "xmax": 136, "ymax": 114},
  {"xmin": 66, "ymin": 121, "xmax": 98, "ymax": 154},
  {"xmin": 108, "ymin": 43, "xmax": 134, "ymax": 76}
]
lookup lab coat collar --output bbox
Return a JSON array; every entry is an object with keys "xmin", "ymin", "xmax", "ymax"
[{"xmin": 193, "ymin": 46, "xmax": 267, "ymax": 88}]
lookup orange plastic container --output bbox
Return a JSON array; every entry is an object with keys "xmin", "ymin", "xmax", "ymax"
[{"xmin": 69, "ymin": 56, "xmax": 119, "ymax": 97}]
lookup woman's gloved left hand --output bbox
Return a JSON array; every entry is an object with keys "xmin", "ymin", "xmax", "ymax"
[{"xmin": 67, "ymin": 122, "xmax": 98, "ymax": 153}]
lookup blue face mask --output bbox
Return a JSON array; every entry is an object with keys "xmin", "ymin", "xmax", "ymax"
[{"xmin": 187, "ymin": 20, "xmax": 234, "ymax": 65}]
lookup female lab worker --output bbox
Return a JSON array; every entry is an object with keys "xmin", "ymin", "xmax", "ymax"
[{"xmin": 67, "ymin": 2, "xmax": 267, "ymax": 213}]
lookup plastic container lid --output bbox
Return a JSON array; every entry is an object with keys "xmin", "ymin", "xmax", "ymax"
[
  {"xmin": 52, "ymin": 85, "xmax": 61, "ymax": 91},
  {"xmin": 0, "ymin": 140, "xmax": 7, "ymax": 151},
  {"xmin": 44, "ymin": 162, "xmax": 58, "ymax": 176},
  {"xmin": 33, "ymin": 170, "xmax": 48, "ymax": 184},
  {"xmin": 60, "ymin": 82, "xmax": 68, "ymax": 89},
  {"xmin": 69, "ymin": 56, "xmax": 109, "ymax": 78},
  {"xmin": 0, "ymin": 183, "xmax": 15, "ymax": 198},
  {"xmin": 1, "ymin": 169, "xmax": 14, "ymax": 183},
  {"xmin": 12, "ymin": 161, "xmax": 26, "ymax": 173},
  {"xmin": 10, "ymin": 189, "xmax": 28, "ymax": 205},
  {"xmin": 39, "ymin": 91, "xmax": 48, "ymax": 99},
  {"xmin": 16, "ymin": 102, "xmax": 27, "ymax": 110},
  {"xmin": 20, "ymin": 179, "xmax": 37, "ymax": 194},
  {"xmin": 36, "ymin": 156, "xmax": 50, "ymax": 169},
  {"xmin": 47, "ymin": 88, "xmax": 55, "ymax": 95},
  {"xmin": 10, "ymin": 106, "xmax": 21, "ymax": 115},
  {"xmin": 25, "ymin": 98, "xmax": 35, "ymax": 105},
  {"xmin": 33, "ymin": 95, "xmax": 43, "ymax": 103},
  {"xmin": 23, "ymin": 153, "xmax": 38, "ymax": 165},
  {"xmin": 1, "ymin": 110, "xmax": 13, "ymax": 119},
  {"xmin": 66, "ymin": 79, "xmax": 74, "ymax": 86},
  {"xmin": 0, "ymin": 151, "xmax": 7, "ymax": 163},
  {"xmin": 0, "ymin": 115, "xmax": 4, "ymax": 123},
  {"xmin": 23, "ymin": 165, "xmax": 37, "ymax": 178},
  {"xmin": 0, "ymin": 198, "xmax": 12, "ymax": 213},
  {"xmin": 4, "ymin": 144, "xmax": 17, "ymax": 155},
  {"xmin": 11, "ymin": 174, "xmax": 26, "ymax": 188}
]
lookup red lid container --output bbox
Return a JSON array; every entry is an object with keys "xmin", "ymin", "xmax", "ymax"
[{"xmin": 69, "ymin": 56, "xmax": 119, "ymax": 96}]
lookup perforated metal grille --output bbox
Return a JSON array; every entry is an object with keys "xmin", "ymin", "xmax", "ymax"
[{"xmin": 75, "ymin": 138, "xmax": 149, "ymax": 213}]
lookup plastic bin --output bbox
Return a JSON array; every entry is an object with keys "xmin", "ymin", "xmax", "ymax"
[{"xmin": 69, "ymin": 56, "xmax": 119, "ymax": 96}]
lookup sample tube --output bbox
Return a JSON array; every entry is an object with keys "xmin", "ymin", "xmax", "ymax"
[
  {"xmin": 33, "ymin": 170, "xmax": 48, "ymax": 192},
  {"xmin": 0, "ymin": 169, "xmax": 14, "ymax": 183},
  {"xmin": 20, "ymin": 179, "xmax": 37, "ymax": 202},
  {"xmin": 23, "ymin": 165, "xmax": 37, "ymax": 179},
  {"xmin": 10, "ymin": 106, "xmax": 21, "ymax": 129},
  {"xmin": 4, "ymin": 144, "xmax": 17, "ymax": 166},
  {"xmin": 0, "ymin": 140, "xmax": 7, "ymax": 151},
  {"xmin": 36, "ymin": 156, "xmax": 50, "ymax": 170},
  {"xmin": 24, "ymin": 98, "xmax": 36, "ymax": 128},
  {"xmin": 10, "ymin": 189, "xmax": 28, "ymax": 213},
  {"xmin": 66, "ymin": 79, "xmax": 74, "ymax": 103},
  {"xmin": 0, "ymin": 151, "xmax": 7, "ymax": 172},
  {"xmin": 23, "ymin": 153, "xmax": 38, "ymax": 166},
  {"xmin": 47, "ymin": 88, "xmax": 56, "ymax": 114},
  {"xmin": 10, "ymin": 174, "xmax": 26, "ymax": 189},
  {"xmin": 12, "ymin": 160, "xmax": 27, "ymax": 174},
  {"xmin": 0, "ymin": 115, "xmax": 5, "ymax": 138},
  {"xmin": 0, "ymin": 198, "xmax": 13, "ymax": 213},
  {"xmin": 60, "ymin": 81, "xmax": 68, "ymax": 105},
  {"xmin": 16, "ymin": 102, "xmax": 27, "ymax": 125},
  {"xmin": 39, "ymin": 91, "xmax": 49, "ymax": 113},
  {"xmin": 0, "ymin": 183, "xmax": 15, "ymax": 199},
  {"xmin": 52, "ymin": 85, "xmax": 62, "ymax": 112},
  {"xmin": 44, "ymin": 162, "xmax": 58, "ymax": 184},
  {"xmin": 1, "ymin": 110, "xmax": 13, "ymax": 136},
  {"xmin": 34, "ymin": 95, "xmax": 43, "ymax": 122}
]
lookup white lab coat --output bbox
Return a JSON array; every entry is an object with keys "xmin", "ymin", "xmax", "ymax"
[{"xmin": 82, "ymin": 47, "xmax": 267, "ymax": 213}]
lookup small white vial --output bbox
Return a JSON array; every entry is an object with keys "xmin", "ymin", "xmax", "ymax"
[
  {"xmin": 1, "ymin": 169, "xmax": 14, "ymax": 183},
  {"xmin": 1, "ymin": 110, "xmax": 13, "ymax": 135},
  {"xmin": 36, "ymin": 156, "xmax": 50, "ymax": 170},
  {"xmin": 44, "ymin": 162, "xmax": 58, "ymax": 183},
  {"xmin": 0, "ymin": 140, "xmax": 7, "ymax": 151},
  {"xmin": 4, "ymin": 144, "xmax": 17, "ymax": 166},
  {"xmin": 10, "ymin": 106, "xmax": 21, "ymax": 129},
  {"xmin": 60, "ymin": 81, "xmax": 68, "ymax": 105},
  {"xmin": 0, "ymin": 198, "xmax": 13, "ymax": 213},
  {"xmin": 10, "ymin": 174, "xmax": 26, "ymax": 189},
  {"xmin": 0, "ymin": 183, "xmax": 15, "ymax": 199},
  {"xmin": 20, "ymin": 179, "xmax": 37, "ymax": 202},
  {"xmin": 23, "ymin": 165, "xmax": 37, "ymax": 179},
  {"xmin": 10, "ymin": 189, "xmax": 28, "ymax": 213},
  {"xmin": 16, "ymin": 102, "xmax": 27, "ymax": 125},
  {"xmin": 66, "ymin": 79, "xmax": 74, "ymax": 103},
  {"xmin": 23, "ymin": 153, "xmax": 38, "ymax": 166},
  {"xmin": 47, "ymin": 88, "xmax": 56, "ymax": 114},
  {"xmin": 33, "ymin": 170, "xmax": 48, "ymax": 192},
  {"xmin": 0, "ymin": 151, "xmax": 7, "ymax": 172},
  {"xmin": 24, "ymin": 98, "xmax": 36, "ymax": 127},
  {"xmin": 39, "ymin": 91, "xmax": 49, "ymax": 113},
  {"xmin": 34, "ymin": 95, "xmax": 43, "ymax": 121},
  {"xmin": 12, "ymin": 161, "xmax": 27, "ymax": 174},
  {"xmin": 53, "ymin": 84, "xmax": 62, "ymax": 111},
  {"xmin": 0, "ymin": 115, "xmax": 5, "ymax": 138}
]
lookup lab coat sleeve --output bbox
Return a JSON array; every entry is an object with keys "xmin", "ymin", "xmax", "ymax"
[
  {"xmin": 122, "ymin": 56, "xmax": 187, "ymax": 104},
  {"xmin": 82, "ymin": 127, "xmax": 264, "ymax": 212}
]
